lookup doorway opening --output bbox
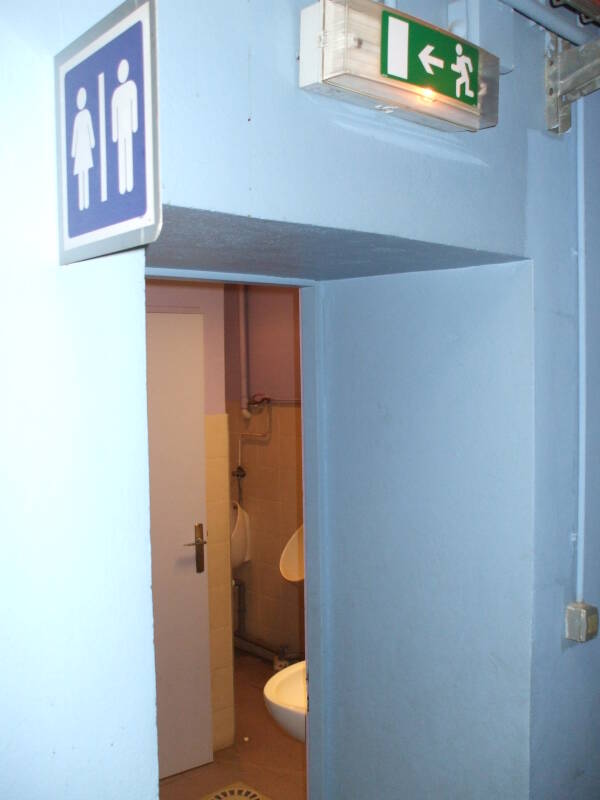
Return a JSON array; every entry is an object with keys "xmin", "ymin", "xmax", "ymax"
[{"xmin": 146, "ymin": 279, "xmax": 307, "ymax": 800}]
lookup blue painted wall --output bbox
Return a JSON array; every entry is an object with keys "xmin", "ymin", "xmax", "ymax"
[
  {"xmin": 318, "ymin": 262, "xmax": 534, "ymax": 798},
  {"xmin": 158, "ymin": 0, "xmax": 532, "ymax": 259},
  {"xmin": 156, "ymin": 4, "xmax": 599, "ymax": 795},
  {"xmin": 529, "ymin": 92, "xmax": 600, "ymax": 800},
  {"xmin": 0, "ymin": 4, "xmax": 158, "ymax": 799}
]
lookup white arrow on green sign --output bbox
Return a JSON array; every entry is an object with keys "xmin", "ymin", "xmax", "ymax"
[{"xmin": 380, "ymin": 10, "xmax": 479, "ymax": 107}]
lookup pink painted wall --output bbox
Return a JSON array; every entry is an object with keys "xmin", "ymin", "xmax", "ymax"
[
  {"xmin": 146, "ymin": 281, "xmax": 225, "ymax": 414},
  {"xmin": 224, "ymin": 286, "xmax": 241, "ymax": 407},
  {"xmin": 224, "ymin": 285, "xmax": 300, "ymax": 404}
]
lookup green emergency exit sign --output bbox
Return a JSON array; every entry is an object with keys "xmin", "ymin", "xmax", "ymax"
[{"xmin": 381, "ymin": 10, "xmax": 479, "ymax": 107}]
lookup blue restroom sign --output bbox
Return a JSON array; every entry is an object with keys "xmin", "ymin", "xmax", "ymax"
[{"xmin": 56, "ymin": 0, "xmax": 161, "ymax": 264}]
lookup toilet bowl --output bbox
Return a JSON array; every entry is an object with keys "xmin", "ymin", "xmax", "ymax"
[
  {"xmin": 263, "ymin": 660, "xmax": 307, "ymax": 742},
  {"xmin": 231, "ymin": 501, "xmax": 251, "ymax": 568}
]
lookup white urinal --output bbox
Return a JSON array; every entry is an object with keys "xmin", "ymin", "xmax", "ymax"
[
  {"xmin": 279, "ymin": 525, "xmax": 304, "ymax": 582},
  {"xmin": 231, "ymin": 501, "xmax": 251, "ymax": 569}
]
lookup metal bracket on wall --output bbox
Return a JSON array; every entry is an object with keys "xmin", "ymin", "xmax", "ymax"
[
  {"xmin": 550, "ymin": 0, "xmax": 600, "ymax": 26},
  {"xmin": 546, "ymin": 32, "xmax": 600, "ymax": 133}
]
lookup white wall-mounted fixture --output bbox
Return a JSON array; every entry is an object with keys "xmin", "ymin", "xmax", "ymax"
[
  {"xmin": 280, "ymin": 525, "xmax": 304, "ymax": 582},
  {"xmin": 299, "ymin": 0, "xmax": 499, "ymax": 132},
  {"xmin": 263, "ymin": 661, "xmax": 307, "ymax": 741},
  {"xmin": 231, "ymin": 501, "xmax": 251, "ymax": 569}
]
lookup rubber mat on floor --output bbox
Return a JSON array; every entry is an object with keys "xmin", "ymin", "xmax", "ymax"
[{"xmin": 200, "ymin": 783, "xmax": 272, "ymax": 800}]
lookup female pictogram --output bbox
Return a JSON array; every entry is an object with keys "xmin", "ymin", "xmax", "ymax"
[{"xmin": 71, "ymin": 87, "xmax": 95, "ymax": 211}]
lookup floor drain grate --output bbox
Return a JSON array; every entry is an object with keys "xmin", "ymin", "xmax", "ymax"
[{"xmin": 200, "ymin": 783, "xmax": 271, "ymax": 800}]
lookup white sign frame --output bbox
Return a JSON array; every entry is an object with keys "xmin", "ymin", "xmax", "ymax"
[{"xmin": 55, "ymin": 0, "xmax": 161, "ymax": 265}]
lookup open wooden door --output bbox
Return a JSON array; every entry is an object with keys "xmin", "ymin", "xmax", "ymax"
[{"xmin": 146, "ymin": 312, "xmax": 213, "ymax": 778}]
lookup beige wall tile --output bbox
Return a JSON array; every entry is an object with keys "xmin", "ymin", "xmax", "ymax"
[
  {"xmin": 250, "ymin": 499, "xmax": 282, "ymax": 534},
  {"xmin": 205, "ymin": 414, "xmax": 229, "ymax": 459},
  {"xmin": 227, "ymin": 402, "xmax": 304, "ymax": 654},
  {"xmin": 206, "ymin": 457, "xmax": 230, "ymax": 503},
  {"xmin": 210, "ymin": 625, "xmax": 234, "ymax": 671},
  {"xmin": 281, "ymin": 578, "xmax": 304, "ymax": 608},
  {"xmin": 259, "ymin": 593, "xmax": 284, "ymax": 632},
  {"xmin": 275, "ymin": 405, "xmax": 302, "ymax": 437},
  {"xmin": 207, "ymin": 500, "xmax": 231, "ymax": 543},
  {"xmin": 211, "ymin": 665, "xmax": 235, "ymax": 711},
  {"xmin": 280, "ymin": 467, "xmax": 300, "ymax": 506},
  {"xmin": 208, "ymin": 540, "xmax": 230, "ymax": 590},
  {"xmin": 243, "ymin": 589, "xmax": 260, "ymax": 635},
  {"xmin": 248, "ymin": 501, "xmax": 282, "ymax": 544},
  {"xmin": 206, "ymin": 412, "xmax": 235, "ymax": 755},
  {"xmin": 257, "ymin": 562, "xmax": 284, "ymax": 601},
  {"xmin": 252, "ymin": 434, "xmax": 281, "ymax": 472},
  {"xmin": 281, "ymin": 502, "xmax": 303, "ymax": 543},
  {"xmin": 243, "ymin": 466, "xmax": 280, "ymax": 502},
  {"xmin": 226, "ymin": 402, "xmax": 244, "ymax": 434},
  {"xmin": 280, "ymin": 433, "xmax": 302, "ymax": 470},
  {"xmin": 254, "ymin": 531, "xmax": 282, "ymax": 567},
  {"xmin": 209, "ymin": 585, "xmax": 232, "ymax": 631},
  {"xmin": 212, "ymin": 706, "xmax": 235, "ymax": 751}
]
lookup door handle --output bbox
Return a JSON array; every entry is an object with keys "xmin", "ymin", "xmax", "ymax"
[{"xmin": 183, "ymin": 523, "xmax": 207, "ymax": 573}]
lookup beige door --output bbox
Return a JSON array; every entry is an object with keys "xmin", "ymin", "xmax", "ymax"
[{"xmin": 146, "ymin": 312, "xmax": 213, "ymax": 778}]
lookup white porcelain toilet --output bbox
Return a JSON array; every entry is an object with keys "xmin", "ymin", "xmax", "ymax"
[{"xmin": 263, "ymin": 660, "xmax": 307, "ymax": 742}]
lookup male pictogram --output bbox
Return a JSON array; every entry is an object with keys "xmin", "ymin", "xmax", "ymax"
[{"xmin": 111, "ymin": 59, "xmax": 139, "ymax": 194}]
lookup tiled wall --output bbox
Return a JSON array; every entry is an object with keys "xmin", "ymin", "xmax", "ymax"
[
  {"xmin": 205, "ymin": 414, "xmax": 235, "ymax": 751},
  {"xmin": 229, "ymin": 401, "xmax": 305, "ymax": 656}
]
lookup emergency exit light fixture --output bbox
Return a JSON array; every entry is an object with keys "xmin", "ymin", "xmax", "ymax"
[{"xmin": 299, "ymin": 0, "xmax": 500, "ymax": 132}]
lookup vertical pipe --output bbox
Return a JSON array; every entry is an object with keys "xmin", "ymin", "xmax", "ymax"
[
  {"xmin": 239, "ymin": 285, "xmax": 251, "ymax": 420},
  {"xmin": 576, "ymin": 99, "xmax": 587, "ymax": 603}
]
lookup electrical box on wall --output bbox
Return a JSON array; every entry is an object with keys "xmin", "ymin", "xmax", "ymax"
[
  {"xmin": 565, "ymin": 602, "xmax": 599, "ymax": 643},
  {"xmin": 299, "ymin": 0, "xmax": 500, "ymax": 132}
]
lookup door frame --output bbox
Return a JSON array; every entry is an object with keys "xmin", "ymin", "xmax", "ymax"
[{"xmin": 145, "ymin": 268, "xmax": 326, "ymax": 799}]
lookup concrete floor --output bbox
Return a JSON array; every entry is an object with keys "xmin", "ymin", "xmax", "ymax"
[{"xmin": 160, "ymin": 651, "xmax": 307, "ymax": 800}]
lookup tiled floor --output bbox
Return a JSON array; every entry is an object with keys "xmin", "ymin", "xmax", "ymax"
[{"xmin": 160, "ymin": 652, "xmax": 307, "ymax": 800}]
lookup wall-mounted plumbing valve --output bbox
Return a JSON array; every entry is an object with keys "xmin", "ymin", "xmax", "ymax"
[{"xmin": 232, "ymin": 464, "xmax": 246, "ymax": 505}]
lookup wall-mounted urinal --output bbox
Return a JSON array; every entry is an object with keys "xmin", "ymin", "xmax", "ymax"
[
  {"xmin": 279, "ymin": 524, "xmax": 304, "ymax": 582},
  {"xmin": 231, "ymin": 501, "xmax": 251, "ymax": 569}
]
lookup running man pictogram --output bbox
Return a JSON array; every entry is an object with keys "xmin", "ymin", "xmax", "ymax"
[{"xmin": 451, "ymin": 44, "xmax": 474, "ymax": 100}]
